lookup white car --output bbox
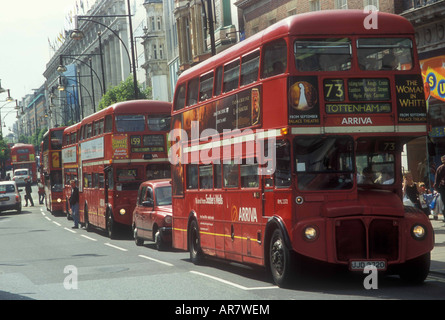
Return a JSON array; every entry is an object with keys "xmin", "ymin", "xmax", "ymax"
[
  {"xmin": 0, "ymin": 181, "xmax": 22, "ymax": 213},
  {"xmin": 12, "ymin": 169, "xmax": 31, "ymax": 186}
]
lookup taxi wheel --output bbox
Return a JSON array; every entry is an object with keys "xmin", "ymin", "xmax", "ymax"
[
  {"xmin": 155, "ymin": 229, "xmax": 166, "ymax": 251},
  {"xmin": 134, "ymin": 225, "xmax": 144, "ymax": 246}
]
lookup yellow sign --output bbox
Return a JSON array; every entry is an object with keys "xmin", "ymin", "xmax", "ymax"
[{"xmin": 421, "ymin": 55, "xmax": 445, "ymax": 101}]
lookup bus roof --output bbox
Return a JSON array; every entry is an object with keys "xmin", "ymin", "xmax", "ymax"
[
  {"xmin": 177, "ymin": 10, "xmax": 414, "ymax": 83},
  {"xmin": 11, "ymin": 143, "xmax": 34, "ymax": 150},
  {"xmin": 81, "ymin": 100, "xmax": 171, "ymax": 124}
]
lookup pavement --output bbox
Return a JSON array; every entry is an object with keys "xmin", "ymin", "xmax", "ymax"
[{"xmin": 430, "ymin": 214, "xmax": 445, "ymax": 276}]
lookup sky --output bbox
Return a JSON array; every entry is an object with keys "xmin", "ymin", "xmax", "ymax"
[{"xmin": 0, "ymin": 1, "xmax": 79, "ymax": 132}]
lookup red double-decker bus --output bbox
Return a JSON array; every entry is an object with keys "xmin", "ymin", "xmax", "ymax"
[
  {"xmin": 11, "ymin": 143, "xmax": 37, "ymax": 184},
  {"xmin": 62, "ymin": 123, "xmax": 81, "ymax": 218},
  {"xmin": 170, "ymin": 10, "xmax": 434, "ymax": 286},
  {"xmin": 78, "ymin": 100, "xmax": 171, "ymax": 238},
  {"xmin": 41, "ymin": 127, "xmax": 66, "ymax": 214}
]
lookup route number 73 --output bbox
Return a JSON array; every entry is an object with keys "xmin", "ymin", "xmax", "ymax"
[{"xmin": 324, "ymin": 79, "xmax": 344, "ymax": 101}]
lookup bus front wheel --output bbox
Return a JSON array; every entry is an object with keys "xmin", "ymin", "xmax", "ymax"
[
  {"xmin": 189, "ymin": 219, "xmax": 203, "ymax": 264},
  {"xmin": 269, "ymin": 228, "xmax": 294, "ymax": 287},
  {"xmin": 398, "ymin": 252, "xmax": 430, "ymax": 284}
]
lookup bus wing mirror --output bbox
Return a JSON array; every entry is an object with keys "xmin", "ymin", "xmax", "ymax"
[{"xmin": 142, "ymin": 200, "xmax": 154, "ymax": 208}]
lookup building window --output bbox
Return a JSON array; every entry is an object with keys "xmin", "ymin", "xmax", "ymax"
[
  {"xmin": 335, "ymin": 0, "xmax": 348, "ymax": 9},
  {"xmin": 364, "ymin": 0, "xmax": 379, "ymax": 10},
  {"xmin": 310, "ymin": 0, "xmax": 320, "ymax": 11}
]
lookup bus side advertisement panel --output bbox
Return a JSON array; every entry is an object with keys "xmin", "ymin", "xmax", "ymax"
[
  {"xmin": 395, "ymin": 74, "xmax": 427, "ymax": 123},
  {"xmin": 288, "ymin": 76, "xmax": 320, "ymax": 126}
]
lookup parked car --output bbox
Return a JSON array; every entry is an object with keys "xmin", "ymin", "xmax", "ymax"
[
  {"xmin": 12, "ymin": 168, "xmax": 31, "ymax": 186},
  {"xmin": 0, "ymin": 181, "xmax": 22, "ymax": 213},
  {"xmin": 132, "ymin": 179, "xmax": 172, "ymax": 250}
]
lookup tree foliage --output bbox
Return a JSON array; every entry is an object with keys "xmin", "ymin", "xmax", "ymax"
[{"xmin": 98, "ymin": 75, "xmax": 152, "ymax": 110}]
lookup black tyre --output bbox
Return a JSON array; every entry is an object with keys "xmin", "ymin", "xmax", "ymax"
[
  {"xmin": 269, "ymin": 228, "xmax": 294, "ymax": 287},
  {"xmin": 107, "ymin": 211, "xmax": 116, "ymax": 239},
  {"xmin": 189, "ymin": 219, "xmax": 204, "ymax": 264},
  {"xmin": 133, "ymin": 225, "xmax": 144, "ymax": 246},
  {"xmin": 399, "ymin": 252, "xmax": 430, "ymax": 284}
]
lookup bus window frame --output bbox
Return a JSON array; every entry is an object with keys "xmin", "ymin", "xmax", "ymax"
[
  {"xmin": 223, "ymin": 59, "xmax": 240, "ymax": 93},
  {"xmin": 356, "ymin": 37, "xmax": 414, "ymax": 71},
  {"xmin": 294, "ymin": 38, "xmax": 352, "ymax": 72},
  {"xmin": 261, "ymin": 38, "xmax": 288, "ymax": 79},
  {"xmin": 240, "ymin": 50, "xmax": 260, "ymax": 87},
  {"xmin": 199, "ymin": 71, "xmax": 214, "ymax": 102}
]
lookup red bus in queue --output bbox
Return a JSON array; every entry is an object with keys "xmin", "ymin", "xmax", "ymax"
[
  {"xmin": 62, "ymin": 123, "xmax": 81, "ymax": 218},
  {"xmin": 78, "ymin": 100, "xmax": 171, "ymax": 238},
  {"xmin": 170, "ymin": 10, "xmax": 434, "ymax": 286},
  {"xmin": 11, "ymin": 143, "xmax": 37, "ymax": 184},
  {"xmin": 41, "ymin": 127, "xmax": 66, "ymax": 213}
]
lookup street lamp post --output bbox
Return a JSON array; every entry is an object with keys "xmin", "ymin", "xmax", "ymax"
[{"xmin": 70, "ymin": 0, "xmax": 139, "ymax": 99}]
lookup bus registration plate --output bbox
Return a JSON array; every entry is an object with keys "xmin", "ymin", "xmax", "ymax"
[{"xmin": 350, "ymin": 260, "xmax": 386, "ymax": 271}]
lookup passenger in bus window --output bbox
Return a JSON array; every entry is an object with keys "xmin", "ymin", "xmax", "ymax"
[
  {"xmin": 358, "ymin": 167, "xmax": 374, "ymax": 184},
  {"xmin": 271, "ymin": 61, "xmax": 285, "ymax": 76},
  {"xmin": 381, "ymin": 53, "xmax": 398, "ymax": 70},
  {"xmin": 375, "ymin": 167, "xmax": 394, "ymax": 184}
]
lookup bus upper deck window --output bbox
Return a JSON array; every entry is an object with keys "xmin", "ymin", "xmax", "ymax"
[
  {"xmin": 186, "ymin": 78, "xmax": 199, "ymax": 106},
  {"xmin": 199, "ymin": 72, "xmax": 214, "ymax": 101},
  {"xmin": 357, "ymin": 38, "xmax": 413, "ymax": 71},
  {"xmin": 295, "ymin": 38, "xmax": 352, "ymax": 72},
  {"xmin": 223, "ymin": 60, "xmax": 240, "ymax": 93},
  {"xmin": 261, "ymin": 39, "xmax": 287, "ymax": 78},
  {"xmin": 240, "ymin": 51, "xmax": 260, "ymax": 86},
  {"xmin": 174, "ymin": 84, "xmax": 186, "ymax": 111},
  {"xmin": 115, "ymin": 115, "xmax": 145, "ymax": 132}
]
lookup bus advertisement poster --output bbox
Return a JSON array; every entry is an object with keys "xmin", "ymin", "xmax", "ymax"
[{"xmin": 288, "ymin": 76, "xmax": 320, "ymax": 125}]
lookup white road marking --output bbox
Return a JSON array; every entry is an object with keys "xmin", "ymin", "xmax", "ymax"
[
  {"xmin": 64, "ymin": 227, "xmax": 77, "ymax": 233},
  {"xmin": 138, "ymin": 254, "xmax": 174, "ymax": 267},
  {"xmin": 81, "ymin": 235, "xmax": 98, "ymax": 241},
  {"xmin": 52, "ymin": 221, "xmax": 61, "ymax": 226},
  {"xmin": 104, "ymin": 243, "xmax": 128, "ymax": 252},
  {"xmin": 190, "ymin": 271, "xmax": 278, "ymax": 291}
]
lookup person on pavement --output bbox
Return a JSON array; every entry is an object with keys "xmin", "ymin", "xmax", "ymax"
[
  {"xmin": 24, "ymin": 178, "xmax": 34, "ymax": 207},
  {"xmin": 69, "ymin": 179, "xmax": 79, "ymax": 229}
]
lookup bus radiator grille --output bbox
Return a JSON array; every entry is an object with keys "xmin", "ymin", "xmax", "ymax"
[{"xmin": 335, "ymin": 218, "xmax": 399, "ymax": 262}]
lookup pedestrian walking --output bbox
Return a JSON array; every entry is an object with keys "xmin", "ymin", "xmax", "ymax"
[
  {"xmin": 434, "ymin": 155, "xmax": 445, "ymax": 221},
  {"xmin": 38, "ymin": 181, "xmax": 45, "ymax": 204},
  {"xmin": 69, "ymin": 179, "xmax": 79, "ymax": 229},
  {"xmin": 24, "ymin": 178, "xmax": 34, "ymax": 207},
  {"xmin": 403, "ymin": 171, "xmax": 428, "ymax": 215}
]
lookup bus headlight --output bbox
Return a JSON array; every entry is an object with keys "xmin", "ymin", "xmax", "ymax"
[
  {"xmin": 303, "ymin": 226, "xmax": 318, "ymax": 241},
  {"xmin": 411, "ymin": 224, "xmax": 426, "ymax": 240},
  {"xmin": 119, "ymin": 208, "xmax": 126, "ymax": 215},
  {"xmin": 57, "ymin": 198, "xmax": 62, "ymax": 203},
  {"xmin": 164, "ymin": 216, "xmax": 172, "ymax": 224}
]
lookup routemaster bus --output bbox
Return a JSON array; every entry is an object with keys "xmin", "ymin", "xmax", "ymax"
[
  {"xmin": 170, "ymin": 10, "xmax": 434, "ymax": 286},
  {"xmin": 11, "ymin": 143, "xmax": 37, "ymax": 184},
  {"xmin": 62, "ymin": 123, "xmax": 81, "ymax": 218},
  {"xmin": 78, "ymin": 100, "xmax": 171, "ymax": 238},
  {"xmin": 41, "ymin": 127, "xmax": 66, "ymax": 214}
]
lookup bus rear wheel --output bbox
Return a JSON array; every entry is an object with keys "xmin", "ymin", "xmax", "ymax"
[
  {"xmin": 269, "ymin": 228, "xmax": 294, "ymax": 287},
  {"xmin": 189, "ymin": 219, "xmax": 203, "ymax": 264}
]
